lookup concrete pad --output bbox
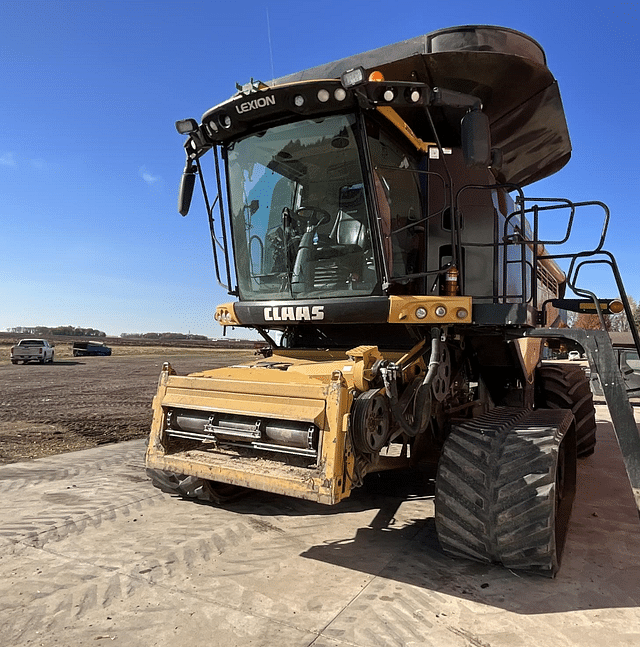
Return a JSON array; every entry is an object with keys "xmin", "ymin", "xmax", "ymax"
[{"xmin": 0, "ymin": 410, "xmax": 639, "ymax": 646}]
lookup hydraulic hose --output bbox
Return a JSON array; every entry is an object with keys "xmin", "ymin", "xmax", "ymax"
[{"xmin": 382, "ymin": 328, "xmax": 441, "ymax": 437}]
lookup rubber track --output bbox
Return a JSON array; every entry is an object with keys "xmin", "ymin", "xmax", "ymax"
[
  {"xmin": 435, "ymin": 407, "xmax": 576, "ymax": 576},
  {"xmin": 537, "ymin": 364, "xmax": 597, "ymax": 457}
]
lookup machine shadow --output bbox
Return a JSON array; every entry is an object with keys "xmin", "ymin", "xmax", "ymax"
[
  {"xmin": 9, "ymin": 360, "xmax": 86, "ymax": 367},
  {"xmin": 224, "ymin": 459, "xmax": 640, "ymax": 616}
]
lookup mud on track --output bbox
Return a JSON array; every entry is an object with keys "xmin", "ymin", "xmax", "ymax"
[{"xmin": 0, "ymin": 351, "xmax": 255, "ymax": 464}]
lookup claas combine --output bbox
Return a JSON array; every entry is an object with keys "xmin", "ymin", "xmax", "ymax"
[{"xmin": 146, "ymin": 26, "xmax": 640, "ymax": 575}]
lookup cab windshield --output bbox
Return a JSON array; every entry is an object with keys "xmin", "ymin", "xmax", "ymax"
[{"xmin": 226, "ymin": 115, "xmax": 379, "ymax": 300}]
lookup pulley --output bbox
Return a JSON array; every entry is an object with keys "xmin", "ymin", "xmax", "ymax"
[{"xmin": 351, "ymin": 388, "xmax": 391, "ymax": 454}]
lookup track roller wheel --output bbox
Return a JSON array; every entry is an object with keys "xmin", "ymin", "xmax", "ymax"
[
  {"xmin": 146, "ymin": 469, "xmax": 246, "ymax": 504},
  {"xmin": 435, "ymin": 407, "xmax": 576, "ymax": 576},
  {"xmin": 537, "ymin": 363, "xmax": 597, "ymax": 457}
]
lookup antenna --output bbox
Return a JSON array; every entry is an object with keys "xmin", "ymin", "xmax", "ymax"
[{"xmin": 266, "ymin": 8, "xmax": 275, "ymax": 83}]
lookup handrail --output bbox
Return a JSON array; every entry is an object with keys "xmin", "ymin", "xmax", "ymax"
[{"xmin": 196, "ymin": 156, "xmax": 227, "ymax": 291}]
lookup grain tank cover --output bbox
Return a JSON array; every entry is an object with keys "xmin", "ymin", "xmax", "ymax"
[{"xmin": 274, "ymin": 25, "xmax": 571, "ymax": 187}]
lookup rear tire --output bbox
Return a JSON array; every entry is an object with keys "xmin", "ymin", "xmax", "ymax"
[
  {"xmin": 537, "ymin": 363, "xmax": 596, "ymax": 457},
  {"xmin": 435, "ymin": 408, "xmax": 576, "ymax": 576},
  {"xmin": 146, "ymin": 468, "xmax": 246, "ymax": 504}
]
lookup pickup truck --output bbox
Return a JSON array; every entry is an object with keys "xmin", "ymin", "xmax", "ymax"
[{"xmin": 10, "ymin": 339, "xmax": 55, "ymax": 364}]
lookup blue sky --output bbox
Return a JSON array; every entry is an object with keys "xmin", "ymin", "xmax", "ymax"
[{"xmin": 1, "ymin": 0, "xmax": 639, "ymax": 337}]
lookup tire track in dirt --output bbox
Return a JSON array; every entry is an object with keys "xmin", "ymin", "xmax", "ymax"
[
  {"xmin": 0, "ymin": 499, "xmax": 322, "ymax": 641},
  {"xmin": 0, "ymin": 440, "xmax": 146, "ymax": 491},
  {"xmin": 1, "ymin": 563, "xmax": 150, "ymax": 645},
  {"xmin": 0, "ymin": 438, "xmax": 379, "ymax": 640},
  {"xmin": 0, "ymin": 491, "xmax": 157, "ymax": 548},
  {"xmin": 0, "ymin": 446, "xmax": 316, "ymax": 641},
  {"xmin": 0, "ymin": 441, "xmax": 153, "ymax": 551}
]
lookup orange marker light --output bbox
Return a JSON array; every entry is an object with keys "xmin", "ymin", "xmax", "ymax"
[
  {"xmin": 609, "ymin": 299, "xmax": 624, "ymax": 314},
  {"xmin": 369, "ymin": 70, "xmax": 385, "ymax": 82}
]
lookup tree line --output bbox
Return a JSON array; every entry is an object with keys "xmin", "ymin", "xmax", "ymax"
[
  {"xmin": 9, "ymin": 326, "xmax": 106, "ymax": 337},
  {"xmin": 119, "ymin": 332, "xmax": 209, "ymax": 340}
]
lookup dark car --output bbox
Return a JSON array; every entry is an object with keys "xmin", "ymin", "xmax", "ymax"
[{"xmin": 72, "ymin": 341, "xmax": 112, "ymax": 357}]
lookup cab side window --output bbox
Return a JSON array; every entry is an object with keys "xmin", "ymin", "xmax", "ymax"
[{"xmin": 367, "ymin": 124, "xmax": 424, "ymax": 285}]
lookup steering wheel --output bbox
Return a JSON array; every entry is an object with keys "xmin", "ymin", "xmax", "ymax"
[{"xmin": 294, "ymin": 206, "xmax": 331, "ymax": 227}]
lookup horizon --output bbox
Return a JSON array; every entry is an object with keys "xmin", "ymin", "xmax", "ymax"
[{"xmin": 2, "ymin": 325, "xmax": 244, "ymax": 340}]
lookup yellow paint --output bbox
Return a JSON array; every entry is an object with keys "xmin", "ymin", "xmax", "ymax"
[
  {"xmin": 347, "ymin": 345, "xmax": 383, "ymax": 391},
  {"xmin": 146, "ymin": 349, "xmax": 365, "ymax": 505},
  {"xmin": 214, "ymin": 302, "xmax": 240, "ymax": 326},
  {"xmin": 376, "ymin": 106, "xmax": 436, "ymax": 153},
  {"xmin": 388, "ymin": 295, "xmax": 473, "ymax": 324},
  {"xmin": 512, "ymin": 338, "xmax": 543, "ymax": 384}
]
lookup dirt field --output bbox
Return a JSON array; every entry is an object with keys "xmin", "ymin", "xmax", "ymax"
[{"xmin": 0, "ymin": 340, "xmax": 256, "ymax": 464}]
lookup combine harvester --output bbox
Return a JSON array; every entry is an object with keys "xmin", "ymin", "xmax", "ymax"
[{"xmin": 146, "ymin": 26, "xmax": 640, "ymax": 575}]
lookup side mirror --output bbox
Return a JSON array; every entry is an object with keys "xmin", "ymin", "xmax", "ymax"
[
  {"xmin": 461, "ymin": 109, "xmax": 491, "ymax": 168},
  {"xmin": 178, "ymin": 162, "xmax": 197, "ymax": 216}
]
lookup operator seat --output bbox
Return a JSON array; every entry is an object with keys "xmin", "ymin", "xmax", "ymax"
[
  {"xmin": 319, "ymin": 184, "xmax": 369, "ymax": 256},
  {"xmin": 310, "ymin": 208, "xmax": 369, "ymax": 290},
  {"xmin": 308, "ymin": 185, "xmax": 371, "ymax": 291},
  {"xmin": 329, "ymin": 209, "xmax": 366, "ymax": 252},
  {"xmin": 313, "ymin": 208, "xmax": 368, "ymax": 261}
]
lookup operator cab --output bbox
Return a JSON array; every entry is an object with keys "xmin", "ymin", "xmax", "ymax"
[
  {"xmin": 176, "ymin": 25, "xmax": 579, "ymax": 335},
  {"xmin": 223, "ymin": 105, "xmax": 527, "ymax": 316},
  {"xmin": 228, "ymin": 114, "xmax": 378, "ymax": 301}
]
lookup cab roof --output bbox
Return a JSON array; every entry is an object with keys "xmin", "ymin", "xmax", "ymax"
[{"xmin": 272, "ymin": 25, "xmax": 571, "ymax": 187}]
